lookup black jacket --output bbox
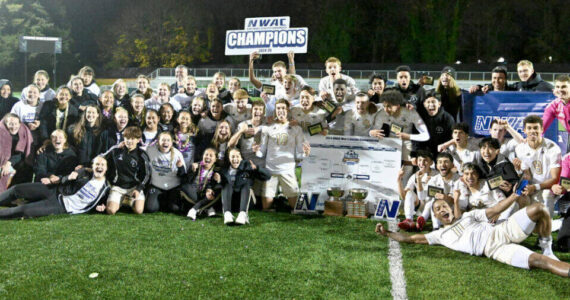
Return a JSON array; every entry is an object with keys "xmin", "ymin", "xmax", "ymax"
[
  {"xmin": 34, "ymin": 147, "xmax": 78, "ymax": 181},
  {"xmin": 104, "ymin": 146, "xmax": 150, "ymax": 191},
  {"xmin": 96, "ymin": 126, "xmax": 124, "ymax": 154},
  {"xmin": 510, "ymin": 73, "xmax": 554, "ymax": 92},
  {"xmin": 38, "ymin": 101, "xmax": 80, "ymax": 141},
  {"xmin": 71, "ymin": 89, "xmax": 98, "ymax": 110},
  {"xmin": 67, "ymin": 124, "xmax": 101, "ymax": 166},
  {"xmin": 184, "ymin": 164, "xmax": 222, "ymax": 192},
  {"xmin": 385, "ymin": 82, "xmax": 427, "ymax": 112},
  {"xmin": 417, "ymin": 107, "xmax": 455, "ymax": 158},
  {"xmin": 220, "ymin": 160, "xmax": 271, "ymax": 191}
]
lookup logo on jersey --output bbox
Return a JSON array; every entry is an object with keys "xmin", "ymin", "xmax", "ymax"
[{"xmin": 532, "ymin": 160, "xmax": 543, "ymax": 175}]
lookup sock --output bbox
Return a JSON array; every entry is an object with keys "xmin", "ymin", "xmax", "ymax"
[
  {"xmin": 538, "ymin": 236, "xmax": 556, "ymax": 258},
  {"xmin": 404, "ymin": 192, "xmax": 416, "ymax": 220}
]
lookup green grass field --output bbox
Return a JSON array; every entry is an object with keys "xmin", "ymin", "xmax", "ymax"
[{"xmin": 0, "ymin": 211, "xmax": 567, "ymax": 299}]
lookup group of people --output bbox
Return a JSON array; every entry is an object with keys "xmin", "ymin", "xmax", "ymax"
[{"xmin": 0, "ymin": 54, "xmax": 569, "ymax": 276}]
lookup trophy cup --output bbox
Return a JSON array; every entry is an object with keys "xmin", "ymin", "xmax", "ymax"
[
  {"xmin": 346, "ymin": 188, "xmax": 368, "ymax": 218},
  {"xmin": 324, "ymin": 187, "xmax": 345, "ymax": 216}
]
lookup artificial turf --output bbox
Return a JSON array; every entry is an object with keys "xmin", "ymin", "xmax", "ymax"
[{"xmin": 0, "ymin": 211, "xmax": 567, "ymax": 299}]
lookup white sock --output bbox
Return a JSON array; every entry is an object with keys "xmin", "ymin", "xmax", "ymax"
[
  {"xmin": 422, "ymin": 200, "xmax": 433, "ymax": 220},
  {"xmin": 538, "ymin": 236, "xmax": 558, "ymax": 260},
  {"xmin": 404, "ymin": 191, "xmax": 417, "ymax": 220}
]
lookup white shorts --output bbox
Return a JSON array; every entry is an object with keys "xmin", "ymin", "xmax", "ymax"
[
  {"xmin": 263, "ymin": 171, "xmax": 299, "ymax": 198},
  {"xmin": 530, "ymin": 189, "xmax": 556, "ymax": 215},
  {"xmin": 484, "ymin": 208, "xmax": 536, "ymax": 269},
  {"xmin": 107, "ymin": 186, "xmax": 145, "ymax": 206}
]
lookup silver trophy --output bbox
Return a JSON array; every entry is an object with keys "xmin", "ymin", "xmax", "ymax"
[
  {"xmin": 324, "ymin": 187, "xmax": 345, "ymax": 216},
  {"xmin": 349, "ymin": 188, "xmax": 368, "ymax": 202},
  {"xmin": 347, "ymin": 188, "xmax": 368, "ymax": 218},
  {"xmin": 327, "ymin": 187, "xmax": 345, "ymax": 202}
]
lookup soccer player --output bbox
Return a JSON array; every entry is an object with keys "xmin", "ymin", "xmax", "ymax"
[
  {"xmin": 473, "ymin": 138, "xmax": 518, "ymax": 194},
  {"xmin": 488, "ymin": 119, "xmax": 522, "ymax": 160},
  {"xmin": 170, "ymin": 65, "xmax": 188, "ymax": 96},
  {"xmin": 223, "ymin": 89, "xmax": 252, "ymax": 124},
  {"xmin": 344, "ymin": 92, "xmax": 378, "ymax": 136},
  {"xmin": 469, "ymin": 66, "xmax": 516, "ymax": 93},
  {"xmin": 318, "ymin": 57, "xmax": 358, "ymax": 101},
  {"xmin": 291, "ymin": 86, "xmax": 328, "ymax": 135},
  {"xmin": 319, "ymin": 78, "xmax": 353, "ymax": 135},
  {"xmin": 248, "ymin": 51, "xmax": 306, "ymax": 99},
  {"xmin": 439, "ymin": 123, "xmax": 479, "ymax": 173},
  {"xmin": 376, "ymin": 196, "xmax": 569, "ymax": 277},
  {"xmin": 510, "ymin": 60, "xmax": 554, "ymax": 92},
  {"xmin": 367, "ymin": 73, "xmax": 385, "ymax": 104},
  {"xmin": 253, "ymin": 99, "xmax": 310, "ymax": 211},
  {"xmin": 384, "ymin": 65, "xmax": 426, "ymax": 112},
  {"xmin": 416, "ymin": 92, "xmax": 455, "ymax": 158},
  {"xmin": 514, "ymin": 115, "xmax": 561, "ymax": 216}
]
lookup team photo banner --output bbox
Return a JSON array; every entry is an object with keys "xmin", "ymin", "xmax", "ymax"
[
  {"xmin": 299, "ymin": 135, "xmax": 401, "ymax": 214},
  {"xmin": 463, "ymin": 91, "xmax": 558, "ymax": 141},
  {"xmin": 225, "ymin": 16, "xmax": 308, "ymax": 55}
]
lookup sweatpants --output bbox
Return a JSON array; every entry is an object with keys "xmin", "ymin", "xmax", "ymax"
[
  {"xmin": 0, "ymin": 183, "xmax": 66, "ymax": 219},
  {"xmin": 145, "ymin": 185, "xmax": 181, "ymax": 213},
  {"xmin": 181, "ymin": 183, "xmax": 219, "ymax": 213},
  {"xmin": 221, "ymin": 184, "xmax": 251, "ymax": 213}
]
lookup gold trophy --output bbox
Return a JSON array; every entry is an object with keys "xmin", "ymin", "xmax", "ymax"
[
  {"xmin": 346, "ymin": 188, "xmax": 368, "ymax": 218},
  {"xmin": 324, "ymin": 187, "xmax": 345, "ymax": 216}
]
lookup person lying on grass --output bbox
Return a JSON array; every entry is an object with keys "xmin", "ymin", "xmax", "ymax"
[
  {"xmin": 0, "ymin": 156, "xmax": 109, "ymax": 219},
  {"xmin": 376, "ymin": 185, "xmax": 570, "ymax": 277},
  {"xmin": 182, "ymin": 147, "xmax": 222, "ymax": 220},
  {"xmin": 220, "ymin": 148, "xmax": 270, "ymax": 225}
]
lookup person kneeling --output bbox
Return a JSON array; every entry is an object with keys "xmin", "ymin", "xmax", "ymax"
[
  {"xmin": 0, "ymin": 156, "xmax": 109, "ymax": 219},
  {"xmin": 220, "ymin": 148, "xmax": 270, "ymax": 225}
]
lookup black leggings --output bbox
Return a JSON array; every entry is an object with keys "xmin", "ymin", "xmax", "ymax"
[
  {"xmin": 221, "ymin": 184, "xmax": 251, "ymax": 213},
  {"xmin": 145, "ymin": 186, "xmax": 181, "ymax": 213},
  {"xmin": 180, "ymin": 183, "xmax": 219, "ymax": 212},
  {"xmin": 0, "ymin": 183, "xmax": 66, "ymax": 219}
]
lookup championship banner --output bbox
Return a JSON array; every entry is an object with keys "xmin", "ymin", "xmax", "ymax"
[
  {"xmin": 298, "ymin": 135, "xmax": 401, "ymax": 216},
  {"xmin": 225, "ymin": 16, "xmax": 308, "ymax": 55},
  {"xmin": 462, "ymin": 91, "xmax": 560, "ymax": 148}
]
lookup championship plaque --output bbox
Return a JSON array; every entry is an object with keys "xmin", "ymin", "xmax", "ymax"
[
  {"xmin": 261, "ymin": 84, "xmax": 275, "ymax": 95},
  {"xmin": 487, "ymin": 175, "xmax": 504, "ymax": 190},
  {"xmin": 322, "ymin": 100, "xmax": 338, "ymax": 114},
  {"xmin": 308, "ymin": 123, "xmax": 324, "ymax": 136},
  {"xmin": 427, "ymin": 186, "xmax": 444, "ymax": 198},
  {"xmin": 390, "ymin": 123, "xmax": 403, "ymax": 135},
  {"xmin": 346, "ymin": 188, "xmax": 368, "ymax": 218}
]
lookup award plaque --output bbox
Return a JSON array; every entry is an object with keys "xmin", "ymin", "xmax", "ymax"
[
  {"xmin": 561, "ymin": 177, "xmax": 570, "ymax": 190},
  {"xmin": 390, "ymin": 123, "xmax": 403, "ymax": 135},
  {"xmin": 262, "ymin": 84, "xmax": 275, "ymax": 95},
  {"xmin": 487, "ymin": 175, "xmax": 504, "ymax": 190},
  {"xmin": 427, "ymin": 186, "xmax": 444, "ymax": 198},
  {"xmin": 322, "ymin": 100, "xmax": 338, "ymax": 114},
  {"xmin": 308, "ymin": 123, "xmax": 324, "ymax": 136}
]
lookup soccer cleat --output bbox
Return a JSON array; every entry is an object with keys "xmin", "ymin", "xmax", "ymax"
[
  {"xmin": 397, "ymin": 219, "xmax": 416, "ymax": 231},
  {"xmin": 207, "ymin": 207, "xmax": 216, "ymax": 217},
  {"xmin": 235, "ymin": 211, "xmax": 249, "ymax": 225},
  {"xmin": 187, "ymin": 208, "xmax": 197, "ymax": 220},
  {"xmin": 224, "ymin": 211, "xmax": 234, "ymax": 224},
  {"xmin": 416, "ymin": 216, "xmax": 426, "ymax": 231}
]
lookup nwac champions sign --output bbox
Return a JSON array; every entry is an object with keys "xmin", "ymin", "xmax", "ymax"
[{"xmin": 225, "ymin": 16, "xmax": 308, "ymax": 55}]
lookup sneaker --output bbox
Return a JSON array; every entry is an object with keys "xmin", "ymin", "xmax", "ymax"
[
  {"xmin": 207, "ymin": 207, "xmax": 216, "ymax": 217},
  {"xmin": 224, "ymin": 211, "xmax": 234, "ymax": 224},
  {"xmin": 235, "ymin": 211, "xmax": 249, "ymax": 225},
  {"xmin": 416, "ymin": 216, "xmax": 426, "ymax": 231},
  {"xmin": 187, "ymin": 208, "xmax": 197, "ymax": 220},
  {"xmin": 397, "ymin": 219, "xmax": 415, "ymax": 231}
]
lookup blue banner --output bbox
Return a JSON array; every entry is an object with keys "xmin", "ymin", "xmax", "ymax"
[{"xmin": 462, "ymin": 91, "xmax": 559, "ymax": 149}]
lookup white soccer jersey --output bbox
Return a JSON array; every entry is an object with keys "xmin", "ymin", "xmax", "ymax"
[
  {"xmin": 343, "ymin": 110, "xmax": 376, "ymax": 136},
  {"xmin": 318, "ymin": 74, "xmax": 358, "ymax": 101},
  {"xmin": 258, "ymin": 122, "xmax": 306, "ymax": 174},
  {"xmin": 373, "ymin": 108, "xmax": 426, "ymax": 160},
  {"xmin": 515, "ymin": 138, "xmax": 561, "ymax": 184},
  {"xmin": 424, "ymin": 209, "xmax": 492, "ymax": 256},
  {"xmin": 420, "ymin": 173, "xmax": 460, "ymax": 201},
  {"xmin": 446, "ymin": 138, "xmax": 479, "ymax": 172},
  {"xmin": 146, "ymin": 145, "xmax": 186, "ymax": 190},
  {"xmin": 290, "ymin": 105, "xmax": 328, "ymax": 134},
  {"xmin": 500, "ymin": 138, "xmax": 519, "ymax": 161},
  {"xmin": 144, "ymin": 97, "xmax": 182, "ymax": 112},
  {"xmin": 405, "ymin": 169, "xmax": 438, "ymax": 191},
  {"xmin": 455, "ymin": 180, "xmax": 505, "ymax": 210},
  {"xmin": 271, "ymin": 74, "xmax": 307, "ymax": 100},
  {"xmin": 327, "ymin": 99, "xmax": 355, "ymax": 135},
  {"xmin": 11, "ymin": 100, "xmax": 41, "ymax": 123},
  {"xmin": 223, "ymin": 103, "xmax": 252, "ymax": 124}
]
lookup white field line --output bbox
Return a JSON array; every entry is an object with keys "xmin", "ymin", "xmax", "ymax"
[{"xmin": 388, "ymin": 221, "xmax": 408, "ymax": 300}]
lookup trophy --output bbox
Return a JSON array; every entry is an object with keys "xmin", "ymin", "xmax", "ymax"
[
  {"xmin": 324, "ymin": 187, "xmax": 345, "ymax": 216},
  {"xmin": 346, "ymin": 188, "xmax": 368, "ymax": 218}
]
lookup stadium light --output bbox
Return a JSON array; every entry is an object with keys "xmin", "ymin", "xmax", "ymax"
[{"xmin": 497, "ymin": 57, "xmax": 505, "ymax": 63}]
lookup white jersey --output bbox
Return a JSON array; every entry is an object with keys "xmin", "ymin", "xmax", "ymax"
[
  {"xmin": 271, "ymin": 74, "xmax": 307, "ymax": 99},
  {"xmin": 11, "ymin": 100, "xmax": 41, "ymax": 123},
  {"xmin": 236, "ymin": 120, "xmax": 266, "ymax": 167},
  {"xmin": 258, "ymin": 122, "xmax": 306, "ymax": 174},
  {"xmin": 405, "ymin": 169, "xmax": 438, "ymax": 191},
  {"xmin": 318, "ymin": 74, "xmax": 358, "ymax": 101},
  {"xmin": 20, "ymin": 87, "xmax": 56, "ymax": 104},
  {"xmin": 344, "ymin": 110, "xmax": 376, "ymax": 136},
  {"xmin": 419, "ymin": 173, "xmax": 460, "ymax": 201},
  {"xmin": 500, "ymin": 138, "xmax": 519, "ymax": 161},
  {"xmin": 455, "ymin": 180, "xmax": 505, "ymax": 210},
  {"xmin": 515, "ymin": 138, "xmax": 561, "ymax": 184},
  {"xmin": 173, "ymin": 91, "xmax": 203, "ymax": 110},
  {"xmin": 290, "ymin": 105, "xmax": 328, "ymax": 134},
  {"xmin": 85, "ymin": 83, "xmax": 100, "ymax": 97},
  {"xmin": 62, "ymin": 178, "xmax": 107, "ymax": 214},
  {"xmin": 223, "ymin": 103, "xmax": 252, "ymax": 124},
  {"xmin": 144, "ymin": 97, "xmax": 182, "ymax": 112},
  {"xmin": 146, "ymin": 145, "xmax": 186, "ymax": 190},
  {"xmin": 373, "ymin": 108, "xmax": 426, "ymax": 160},
  {"xmin": 327, "ymin": 99, "xmax": 355, "ymax": 135},
  {"xmin": 424, "ymin": 209, "xmax": 492, "ymax": 256},
  {"xmin": 446, "ymin": 138, "xmax": 479, "ymax": 172}
]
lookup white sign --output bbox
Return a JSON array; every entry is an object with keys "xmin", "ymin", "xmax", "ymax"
[
  {"xmin": 225, "ymin": 16, "xmax": 308, "ymax": 56},
  {"xmin": 299, "ymin": 135, "xmax": 402, "ymax": 215}
]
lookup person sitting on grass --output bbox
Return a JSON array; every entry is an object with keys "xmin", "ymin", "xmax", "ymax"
[
  {"xmin": 415, "ymin": 152, "xmax": 460, "ymax": 231},
  {"xmin": 34, "ymin": 129, "xmax": 78, "ymax": 187},
  {"xmin": 473, "ymin": 137, "xmax": 518, "ymax": 195},
  {"xmin": 252, "ymin": 99, "xmax": 311, "ymax": 211},
  {"xmin": 375, "ymin": 189, "xmax": 570, "ymax": 277},
  {"xmin": 182, "ymin": 147, "xmax": 222, "ymax": 220},
  {"xmin": 102, "ymin": 126, "xmax": 150, "ymax": 215},
  {"xmin": 220, "ymin": 148, "xmax": 271, "ymax": 225},
  {"xmin": 397, "ymin": 150, "xmax": 438, "ymax": 231},
  {"xmin": 0, "ymin": 113, "xmax": 34, "ymax": 193},
  {"xmin": 0, "ymin": 156, "xmax": 109, "ymax": 220}
]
